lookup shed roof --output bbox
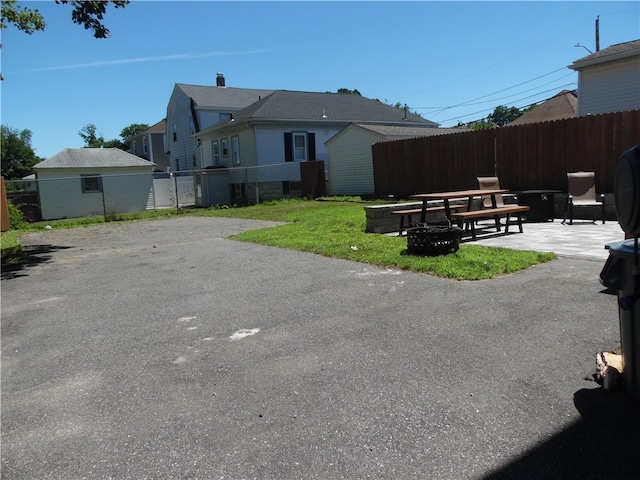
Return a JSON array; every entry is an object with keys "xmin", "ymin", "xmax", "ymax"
[
  {"xmin": 35, "ymin": 148, "xmax": 156, "ymax": 169},
  {"xmin": 353, "ymin": 124, "xmax": 466, "ymax": 138}
]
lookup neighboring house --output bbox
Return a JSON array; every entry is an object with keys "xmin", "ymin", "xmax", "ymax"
[
  {"xmin": 165, "ymin": 73, "xmax": 274, "ymax": 174},
  {"xmin": 194, "ymin": 90, "xmax": 439, "ymax": 203},
  {"xmin": 128, "ymin": 119, "xmax": 170, "ymax": 172},
  {"xmin": 34, "ymin": 148, "xmax": 155, "ymax": 220},
  {"xmin": 508, "ymin": 90, "xmax": 577, "ymax": 126},
  {"xmin": 569, "ymin": 38, "xmax": 640, "ymax": 116},
  {"xmin": 326, "ymin": 123, "xmax": 466, "ymax": 195}
]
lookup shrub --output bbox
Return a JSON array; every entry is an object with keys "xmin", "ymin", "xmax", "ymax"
[{"xmin": 7, "ymin": 201, "xmax": 27, "ymax": 230}]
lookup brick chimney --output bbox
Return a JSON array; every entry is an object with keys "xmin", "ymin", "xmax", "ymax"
[{"xmin": 216, "ymin": 72, "xmax": 226, "ymax": 87}]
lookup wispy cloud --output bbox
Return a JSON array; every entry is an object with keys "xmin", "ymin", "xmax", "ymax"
[{"xmin": 12, "ymin": 49, "xmax": 266, "ymax": 73}]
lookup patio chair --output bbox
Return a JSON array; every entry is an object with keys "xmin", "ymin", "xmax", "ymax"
[
  {"xmin": 562, "ymin": 171, "xmax": 605, "ymax": 224},
  {"xmin": 477, "ymin": 176, "xmax": 505, "ymax": 208}
]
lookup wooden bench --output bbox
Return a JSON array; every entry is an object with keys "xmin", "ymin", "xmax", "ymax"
[
  {"xmin": 391, "ymin": 205, "xmax": 463, "ymax": 236},
  {"xmin": 451, "ymin": 205, "xmax": 530, "ymax": 240}
]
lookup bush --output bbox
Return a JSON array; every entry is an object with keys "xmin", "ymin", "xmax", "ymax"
[{"xmin": 7, "ymin": 201, "xmax": 27, "ymax": 230}]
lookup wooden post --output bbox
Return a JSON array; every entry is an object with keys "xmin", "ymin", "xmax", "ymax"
[{"xmin": 1, "ymin": 177, "xmax": 11, "ymax": 231}]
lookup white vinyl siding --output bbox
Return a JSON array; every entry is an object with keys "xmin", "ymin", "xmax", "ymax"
[
  {"xmin": 577, "ymin": 56, "xmax": 640, "ymax": 116},
  {"xmin": 327, "ymin": 126, "xmax": 381, "ymax": 195}
]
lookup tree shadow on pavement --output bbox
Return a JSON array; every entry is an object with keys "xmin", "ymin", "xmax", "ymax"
[
  {"xmin": 483, "ymin": 387, "xmax": 640, "ymax": 479},
  {"xmin": 1, "ymin": 244, "xmax": 72, "ymax": 280}
]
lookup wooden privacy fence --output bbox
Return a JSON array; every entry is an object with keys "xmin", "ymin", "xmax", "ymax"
[{"xmin": 372, "ymin": 109, "xmax": 640, "ymax": 198}]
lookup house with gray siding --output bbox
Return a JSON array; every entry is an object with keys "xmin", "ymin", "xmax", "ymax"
[
  {"xmin": 194, "ymin": 90, "xmax": 439, "ymax": 203},
  {"xmin": 34, "ymin": 148, "xmax": 155, "ymax": 220},
  {"xmin": 165, "ymin": 73, "xmax": 273, "ymax": 174},
  {"xmin": 128, "ymin": 119, "xmax": 170, "ymax": 172},
  {"xmin": 569, "ymin": 39, "xmax": 640, "ymax": 116}
]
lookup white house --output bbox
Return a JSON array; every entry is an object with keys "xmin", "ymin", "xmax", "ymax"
[
  {"xmin": 194, "ymin": 90, "xmax": 439, "ymax": 203},
  {"xmin": 326, "ymin": 123, "xmax": 464, "ymax": 196},
  {"xmin": 569, "ymin": 39, "xmax": 640, "ymax": 116},
  {"xmin": 34, "ymin": 148, "xmax": 156, "ymax": 220},
  {"xmin": 165, "ymin": 74, "xmax": 274, "ymax": 174}
]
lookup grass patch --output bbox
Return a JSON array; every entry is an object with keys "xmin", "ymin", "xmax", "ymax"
[
  {"xmin": 189, "ymin": 198, "xmax": 556, "ymax": 280},
  {"xmin": 1, "ymin": 198, "xmax": 556, "ymax": 279}
]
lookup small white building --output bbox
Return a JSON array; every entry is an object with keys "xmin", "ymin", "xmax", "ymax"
[
  {"xmin": 569, "ymin": 39, "xmax": 640, "ymax": 116},
  {"xmin": 34, "ymin": 148, "xmax": 156, "ymax": 220},
  {"xmin": 326, "ymin": 123, "xmax": 465, "ymax": 196}
]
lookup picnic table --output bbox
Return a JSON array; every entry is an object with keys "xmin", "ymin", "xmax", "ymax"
[{"xmin": 410, "ymin": 189, "xmax": 530, "ymax": 239}]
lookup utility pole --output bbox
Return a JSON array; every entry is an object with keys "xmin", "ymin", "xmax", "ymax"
[{"xmin": 595, "ymin": 15, "xmax": 600, "ymax": 52}]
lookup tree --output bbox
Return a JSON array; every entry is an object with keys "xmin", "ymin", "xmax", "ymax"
[
  {"xmin": 1, "ymin": 125, "xmax": 43, "ymax": 179},
  {"xmin": 467, "ymin": 105, "xmax": 532, "ymax": 130},
  {"xmin": 79, "ymin": 122, "xmax": 149, "ymax": 151},
  {"xmin": 120, "ymin": 123, "xmax": 148, "ymax": 142},
  {"xmin": 336, "ymin": 88, "xmax": 362, "ymax": 95},
  {"xmin": 1, "ymin": 0, "xmax": 129, "ymax": 38},
  {"xmin": 78, "ymin": 123, "xmax": 103, "ymax": 148}
]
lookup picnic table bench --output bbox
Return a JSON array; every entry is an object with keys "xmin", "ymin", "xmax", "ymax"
[{"xmin": 451, "ymin": 205, "xmax": 530, "ymax": 239}]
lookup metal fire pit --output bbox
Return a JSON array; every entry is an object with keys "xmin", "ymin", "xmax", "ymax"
[{"xmin": 406, "ymin": 224, "xmax": 462, "ymax": 256}]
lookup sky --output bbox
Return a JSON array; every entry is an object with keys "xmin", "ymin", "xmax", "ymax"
[{"xmin": 1, "ymin": 1, "xmax": 638, "ymax": 159}]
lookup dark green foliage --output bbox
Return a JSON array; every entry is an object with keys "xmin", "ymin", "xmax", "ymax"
[{"xmin": 1, "ymin": 125, "xmax": 42, "ymax": 179}]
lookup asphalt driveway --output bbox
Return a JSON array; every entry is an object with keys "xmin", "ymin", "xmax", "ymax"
[{"xmin": 2, "ymin": 216, "xmax": 639, "ymax": 479}]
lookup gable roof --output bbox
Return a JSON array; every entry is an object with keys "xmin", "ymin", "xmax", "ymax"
[
  {"xmin": 34, "ymin": 148, "xmax": 156, "ymax": 169},
  {"xmin": 175, "ymin": 83, "xmax": 274, "ymax": 109},
  {"xmin": 569, "ymin": 39, "xmax": 640, "ymax": 70},
  {"xmin": 197, "ymin": 90, "xmax": 438, "ymax": 136},
  {"xmin": 146, "ymin": 119, "xmax": 166, "ymax": 133},
  {"xmin": 508, "ymin": 90, "xmax": 577, "ymax": 126},
  {"xmin": 353, "ymin": 124, "xmax": 466, "ymax": 138}
]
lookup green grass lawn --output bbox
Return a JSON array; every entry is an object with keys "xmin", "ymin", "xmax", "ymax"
[{"xmin": 1, "ymin": 198, "xmax": 556, "ymax": 280}]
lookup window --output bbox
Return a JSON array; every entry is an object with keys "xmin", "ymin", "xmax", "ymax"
[
  {"xmin": 131, "ymin": 140, "xmax": 136, "ymax": 155},
  {"xmin": 192, "ymin": 154, "xmax": 197, "ymax": 167},
  {"xmin": 232, "ymin": 183, "xmax": 243, "ymax": 200},
  {"xmin": 221, "ymin": 138, "xmax": 229, "ymax": 157},
  {"xmin": 284, "ymin": 132, "xmax": 316, "ymax": 162},
  {"xmin": 293, "ymin": 132, "xmax": 307, "ymax": 161},
  {"xmin": 81, "ymin": 175, "xmax": 102, "ymax": 193},
  {"xmin": 142, "ymin": 136, "xmax": 148, "ymax": 154},
  {"xmin": 211, "ymin": 140, "xmax": 220, "ymax": 166},
  {"xmin": 172, "ymin": 122, "xmax": 177, "ymax": 141},
  {"xmin": 220, "ymin": 113, "xmax": 232, "ymax": 121},
  {"xmin": 189, "ymin": 118, "xmax": 195, "ymax": 135},
  {"xmin": 231, "ymin": 135, "xmax": 240, "ymax": 165}
]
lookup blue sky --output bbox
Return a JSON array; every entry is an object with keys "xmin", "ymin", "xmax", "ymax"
[{"xmin": 1, "ymin": 1, "xmax": 638, "ymax": 159}]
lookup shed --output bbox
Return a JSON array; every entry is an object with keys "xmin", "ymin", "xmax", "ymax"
[
  {"xmin": 34, "ymin": 148, "xmax": 156, "ymax": 220},
  {"xmin": 325, "ymin": 124, "xmax": 466, "ymax": 196}
]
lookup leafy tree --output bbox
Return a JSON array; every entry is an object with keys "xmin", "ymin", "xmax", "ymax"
[
  {"xmin": 79, "ymin": 123, "xmax": 103, "ymax": 148},
  {"xmin": 1, "ymin": 125, "xmax": 43, "ymax": 179},
  {"xmin": 1, "ymin": 0, "xmax": 129, "ymax": 38},
  {"xmin": 468, "ymin": 105, "xmax": 532, "ymax": 130},
  {"xmin": 487, "ymin": 105, "xmax": 524, "ymax": 127},
  {"xmin": 79, "ymin": 122, "xmax": 149, "ymax": 151},
  {"xmin": 336, "ymin": 88, "xmax": 362, "ymax": 95},
  {"xmin": 120, "ymin": 123, "xmax": 148, "ymax": 142}
]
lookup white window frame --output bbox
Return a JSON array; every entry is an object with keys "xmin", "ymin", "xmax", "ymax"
[
  {"xmin": 211, "ymin": 140, "xmax": 220, "ymax": 166},
  {"xmin": 221, "ymin": 138, "xmax": 229, "ymax": 157},
  {"xmin": 293, "ymin": 132, "xmax": 307, "ymax": 161},
  {"xmin": 142, "ymin": 136, "xmax": 148, "ymax": 154},
  {"xmin": 231, "ymin": 135, "xmax": 240, "ymax": 165}
]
